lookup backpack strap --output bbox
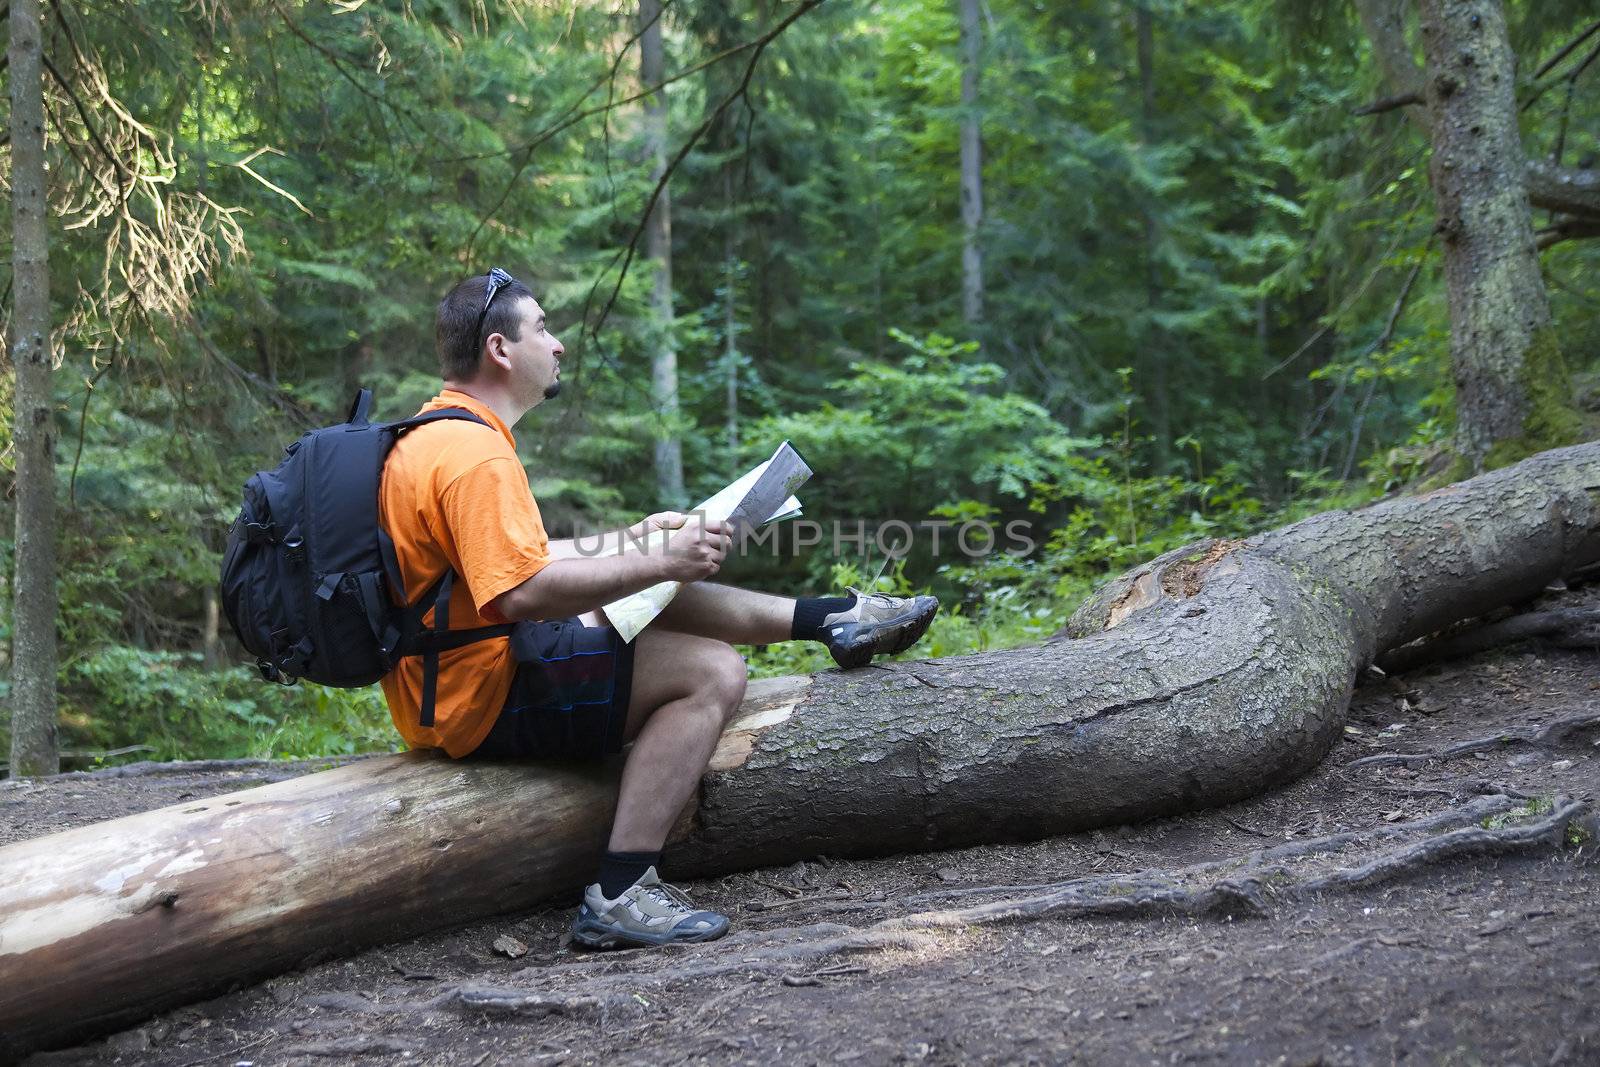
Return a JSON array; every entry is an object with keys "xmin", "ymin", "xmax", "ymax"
[
  {"xmin": 419, "ymin": 570, "xmax": 452, "ymax": 728},
  {"xmin": 402, "ymin": 568, "xmax": 516, "ymax": 729},
  {"xmin": 387, "ymin": 407, "xmax": 489, "ymax": 436},
  {"xmin": 380, "ymin": 405, "xmax": 512, "ymax": 729},
  {"xmin": 377, "ymin": 527, "xmax": 407, "ymax": 607},
  {"xmin": 378, "ymin": 408, "xmax": 492, "ymax": 604},
  {"xmin": 348, "ymin": 388, "xmax": 374, "ymax": 426}
]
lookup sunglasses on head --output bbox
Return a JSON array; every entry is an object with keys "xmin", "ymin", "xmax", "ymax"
[{"xmin": 474, "ymin": 267, "xmax": 517, "ymax": 348}]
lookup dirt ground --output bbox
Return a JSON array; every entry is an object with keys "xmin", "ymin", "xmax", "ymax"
[{"xmin": 6, "ymin": 586, "xmax": 1599, "ymax": 1067}]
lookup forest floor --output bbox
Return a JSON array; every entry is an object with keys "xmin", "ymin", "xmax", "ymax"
[{"xmin": 7, "ymin": 585, "xmax": 1600, "ymax": 1067}]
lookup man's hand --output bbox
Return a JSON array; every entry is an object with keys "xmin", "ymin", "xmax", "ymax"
[
  {"xmin": 661, "ymin": 517, "xmax": 732, "ymax": 583},
  {"xmin": 637, "ymin": 510, "xmax": 688, "ymax": 534}
]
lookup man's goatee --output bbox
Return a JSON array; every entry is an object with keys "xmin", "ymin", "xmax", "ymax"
[{"xmin": 543, "ymin": 382, "xmax": 562, "ymax": 400}]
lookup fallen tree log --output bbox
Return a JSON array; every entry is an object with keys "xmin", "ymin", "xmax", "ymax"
[
  {"xmin": 1377, "ymin": 607, "xmax": 1600, "ymax": 674},
  {"xmin": 2, "ymin": 441, "xmax": 1598, "ymax": 1058}
]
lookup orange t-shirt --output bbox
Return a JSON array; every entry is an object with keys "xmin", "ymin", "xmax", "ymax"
[{"xmin": 377, "ymin": 390, "xmax": 552, "ymax": 756}]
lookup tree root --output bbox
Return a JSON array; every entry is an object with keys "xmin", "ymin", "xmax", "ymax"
[
  {"xmin": 277, "ymin": 1036, "xmax": 422, "ymax": 1058},
  {"xmin": 36, "ymin": 754, "xmax": 379, "ymax": 781},
  {"xmin": 1377, "ymin": 609, "xmax": 1600, "ymax": 674},
  {"xmin": 339, "ymin": 794, "xmax": 1582, "ymax": 1022},
  {"xmin": 1294, "ymin": 799, "xmax": 1583, "ymax": 893},
  {"xmin": 1343, "ymin": 712, "xmax": 1600, "ymax": 769},
  {"xmin": 422, "ymin": 987, "xmax": 617, "ymax": 1018},
  {"xmin": 411, "ymin": 924, "xmax": 939, "ymax": 1019}
]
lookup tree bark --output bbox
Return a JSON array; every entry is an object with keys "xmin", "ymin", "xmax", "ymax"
[
  {"xmin": 1524, "ymin": 156, "xmax": 1600, "ymax": 221},
  {"xmin": 1355, "ymin": 0, "xmax": 1426, "ymax": 110},
  {"xmin": 1136, "ymin": 3, "xmax": 1171, "ymax": 471},
  {"xmin": 957, "ymin": 0, "xmax": 984, "ymax": 329},
  {"xmin": 724, "ymin": 168, "xmax": 740, "ymax": 468},
  {"xmin": 1354, "ymin": 0, "xmax": 1600, "ymax": 223},
  {"xmin": 641, "ymin": 0, "xmax": 685, "ymax": 506},
  {"xmin": 3, "ymin": 442, "xmax": 1599, "ymax": 1056},
  {"xmin": 7, "ymin": 0, "xmax": 60, "ymax": 779},
  {"xmin": 1418, "ymin": 0, "xmax": 1560, "ymax": 468},
  {"xmin": 202, "ymin": 584, "xmax": 222, "ymax": 671}
]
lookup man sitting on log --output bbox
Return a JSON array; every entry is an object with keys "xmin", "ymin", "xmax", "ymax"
[{"xmin": 378, "ymin": 268, "xmax": 940, "ymax": 949}]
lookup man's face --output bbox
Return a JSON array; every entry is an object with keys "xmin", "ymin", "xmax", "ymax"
[{"xmin": 495, "ymin": 296, "xmax": 564, "ymax": 406}]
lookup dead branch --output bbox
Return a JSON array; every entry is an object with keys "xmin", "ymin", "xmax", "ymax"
[
  {"xmin": 621, "ymin": 794, "xmax": 1533, "ymax": 928},
  {"xmin": 1353, "ymin": 91, "xmax": 1423, "ymax": 116},
  {"xmin": 579, "ymin": 0, "xmax": 824, "ymax": 345},
  {"xmin": 1340, "ymin": 242, "xmax": 1429, "ymax": 478},
  {"xmin": 458, "ymin": 0, "xmax": 673, "ymax": 254},
  {"xmin": 40, "ymin": 50, "xmax": 133, "ymax": 188},
  {"xmin": 34, "ymin": 0, "xmax": 247, "ymax": 351},
  {"xmin": 459, "ymin": 0, "xmax": 826, "ymax": 258},
  {"xmin": 1263, "ymin": 187, "xmax": 1428, "ymax": 381},
  {"xmin": 1533, "ymin": 18, "xmax": 1600, "ymax": 80},
  {"xmin": 1537, "ymin": 216, "xmax": 1600, "ymax": 250},
  {"xmin": 1522, "ymin": 36, "xmax": 1600, "ymax": 115},
  {"xmin": 1343, "ymin": 711, "xmax": 1600, "ymax": 769},
  {"xmin": 331, "ymin": 795, "xmax": 1581, "ymax": 1016},
  {"xmin": 266, "ymin": 0, "xmax": 442, "ymax": 147},
  {"xmin": 421, "ymin": 925, "xmax": 940, "ymax": 1020},
  {"xmin": 185, "ymin": 317, "xmax": 317, "ymax": 424},
  {"xmin": 1377, "ymin": 609, "xmax": 1600, "ymax": 673}
]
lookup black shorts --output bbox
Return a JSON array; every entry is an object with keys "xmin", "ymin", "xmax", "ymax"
[{"xmin": 468, "ymin": 618, "xmax": 635, "ymax": 761}]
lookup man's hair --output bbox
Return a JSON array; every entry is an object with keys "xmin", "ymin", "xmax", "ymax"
[{"xmin": 435, "ymin": 271, "xmax": 537, "ymax": 381}]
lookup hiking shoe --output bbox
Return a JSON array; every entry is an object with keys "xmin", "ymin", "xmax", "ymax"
[
  {"xmin": 570, "ymin": 867, "xmax": 730, "ymax": 950},
  {"xmin": 822, "ymin": 587, "xmax": 940, "ymax": 669}
]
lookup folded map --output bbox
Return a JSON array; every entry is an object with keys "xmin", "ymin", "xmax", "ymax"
[{"xmin": 602, "ymin": 442, "xmax": 813, "ymax": 642}]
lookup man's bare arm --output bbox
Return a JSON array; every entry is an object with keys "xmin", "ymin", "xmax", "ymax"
[
  {"xmin": 492, "ymin": 516, "xmax": 730, "ymax": 622},
  {"xmin": 546, "ymin": 511, "xmax": 688, "ymax": 560}
]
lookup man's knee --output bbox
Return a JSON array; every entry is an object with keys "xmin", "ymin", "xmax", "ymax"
[{"xmin": 699, "ymin": 641, "xmax": 747, "ymax": 718}]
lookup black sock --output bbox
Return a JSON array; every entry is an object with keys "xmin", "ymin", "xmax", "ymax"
[
  {"xmin": 792, "ymin": 593, "xmax": 858, "ymax": 642},
  {"xmin": 597, "ymin": 849, "xmax": 660, "ymax": 898}
]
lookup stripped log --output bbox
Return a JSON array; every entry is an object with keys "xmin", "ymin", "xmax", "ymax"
[{"xmin": 2, "ymin": 442, "xmax": 1599, "ymax": 1058}]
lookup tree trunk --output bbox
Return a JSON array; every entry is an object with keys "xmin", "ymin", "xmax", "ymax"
[
  {"xmin": 641, "ymin": 0, "xmax": 684, "ymax": 506},
  {"xmin": 957, "ymin": 0, "xmax": 984, "ymax": 329},
  {"xmin": 1418, "ymin": 0, "xmax": 1566, "ymax": 469},
  {"xmin": 724, "ymin": 168, "xmax": 740, "ymax": 469},
  {"xmin": 202, "ymin": 584, "xmax": 222, "ymax": 671},
  {"xmin": 1353, "ymin": 0, "xmax": 1600, "ymax": 223},
  {"xmin": 1353, "ymin": 0, "xmax": 1589, "ymax": 468},
  {"xmin": 1355, "ymin": 0, "xmax": 1425, "ymax": 107},
  {"xmin": 1136, "ymin": 3, "xmax": 1171, "ymax": 472},
  {"xmin": 3, "ymin": 443, "xmax": 1599, "ymax": 1056},
  {"xmin": 7, "ymin": 0, "xmax": 60, "ymax": 779}
]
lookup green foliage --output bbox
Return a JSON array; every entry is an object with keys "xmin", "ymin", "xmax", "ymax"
[
  {"xmin": 60, "ymin": 648, "xmax": 395, "ymax": 762},
  {"xmin": 755, "ymin": 329, "xmax": 1097, "ymax": 519},
  {"xmin": 4, "ymin": 0, "xmax": 1597, "ymax": 761}
]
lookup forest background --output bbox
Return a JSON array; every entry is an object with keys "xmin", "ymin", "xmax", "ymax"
[{"xmin": 1, "ymin": 0, "xmax": 1597, "ymax": 771}]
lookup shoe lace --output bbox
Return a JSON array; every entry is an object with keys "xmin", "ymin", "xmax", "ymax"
[
  {"xmin": 847, "ymin": 586, "xmax": 899, "ymax": 608},
  {"xmin": 640, "ymin": 879, "xmax": 698, "ymax": 914}
]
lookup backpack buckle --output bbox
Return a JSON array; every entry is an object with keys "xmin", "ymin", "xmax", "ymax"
[
  {"xmin": 284, "ymin": 536, "xmax": 306, "ymax": 564},
  {"xmin": 257, "ymin": 659, "xmax": 297, "ymax": 686},
  {"xmin": 243, "ymin": 521, "xmax": 276, "ymax": 545}
]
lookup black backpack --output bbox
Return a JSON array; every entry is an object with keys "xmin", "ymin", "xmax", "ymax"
[{"xmin": 219, "ymin": 389, "xmax": 514, "ymax": 726}]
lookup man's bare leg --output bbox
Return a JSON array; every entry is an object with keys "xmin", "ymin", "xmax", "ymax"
[
  {"xmin": 569, "ymin": 627, "xmax": 745, "ymax": 948},
  {"xmin": 605, "ymin": 627, "xmax": 748, "ymax": 852},
  {"xmin": 652, "ymin": 581, "xmax": 794, "ymax": 644}
]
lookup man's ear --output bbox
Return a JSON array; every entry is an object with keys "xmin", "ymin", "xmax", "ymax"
[{"xmin": 483, "ymin": 332, "xmax": 512, "ymax": 374}]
